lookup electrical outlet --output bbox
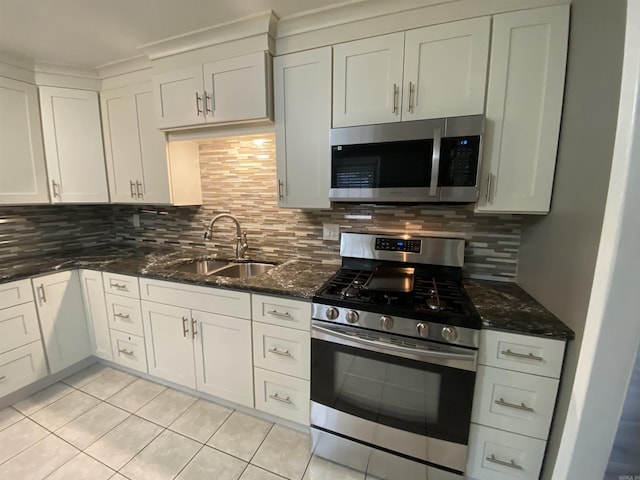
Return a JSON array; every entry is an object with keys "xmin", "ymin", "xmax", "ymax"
[
  {"xmin": 323, "ymin": 223, "xmax": 340, "ymax": 241},
  {"xmin": 132, "ymin": 213, "xmax": 140, "ymax": 228}
]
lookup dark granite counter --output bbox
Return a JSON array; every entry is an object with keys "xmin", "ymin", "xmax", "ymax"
[
  {"xmin": 0, "ymin": 245, "xmax": 339, "ymax": 300},
  {"xmin": 464, "ymin": 279, "xmax": 574, "ymax": 340}
]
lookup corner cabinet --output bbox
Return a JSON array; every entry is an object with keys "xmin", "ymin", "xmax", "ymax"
[
  {"xmin": 476, "ymin": 5, "xmax": 570, "ymax": 214},
  {"xmin": 0, "ymin": 77, "xmax": 49, "ymax": 204},
  {"xmin": 153, "ymin": 51, "xmax": 273, "ymax": 130},
  {"xmin": 101, "ymin": 82, "xmax": 202, "ymax": 205},
  {"xmin": 39, "ymin": 87, "xmax": 109, "ymax": 203},
  {"xmin": 332, "ymin": 17, "xmax": 490, "ymax": 127},
  {"xmin": 31, "ymin": 271, "xmax": 91, "ymax": 374},
  {"xmin": 274, "ymin": 47, "xmax": 332, "ymax": 209}
]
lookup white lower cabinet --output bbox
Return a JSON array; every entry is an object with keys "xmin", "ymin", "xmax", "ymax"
[
  {"xmin": 254, "ymin": 367, "xmax": 310, "ymax": 425},
  {"xmin": 139, "ymin": 278, "xmax": 253, "ymax": 407},
  {"xmin": 106, "ymin": 293, "xmax": 143, "ymax": 337},
  {"xmin": 251, "ymin": 294, "xmax": 311, "ymax": 425},
  {"xmin": 467, "ymin": 330, "xmax": 566, "ymax": 480},
  {"xmin": 0, "ymin": 342, "xmax": 48, "ymax": 398},
  {"xmin": 110, "ymin": 330, "xmax": 147, "ymax": 373},
  {"xmin": 32, "ymin": 271, "xmax": 91, "ymax": 374},
  {"xmin": 466, "ymin": 424, "xmax": 546, "ymax": 480},
  {"xmin": 0, "ymin": 278, "xmax": 47, "ymax": 398},
  {"xmin": 193, "ymin": 309, "xmax": 253, "ymax": 407},
  {"xmin": 79, "ymin": 270, "xmax": 112, "ymax": 361}
]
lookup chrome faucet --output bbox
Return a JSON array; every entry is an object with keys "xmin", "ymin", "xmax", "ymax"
[{"xmin": 204, "ymin": 213, "xmax": 248, "ymax": 260}]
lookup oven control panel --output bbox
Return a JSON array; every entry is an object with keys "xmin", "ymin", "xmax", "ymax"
[{"xmin": 375, "ymin": 237, "xmax": 421, "ymax": 253}]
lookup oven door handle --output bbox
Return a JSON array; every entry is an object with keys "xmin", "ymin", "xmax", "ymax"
[{"xmin": 312, "ymin": 323, "xmax": 477, "ymax": 372}]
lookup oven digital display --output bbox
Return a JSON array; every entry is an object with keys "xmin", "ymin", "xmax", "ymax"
[{"xmin": 375, "ymin": 237, "xmax": 421, "ymax": 253}]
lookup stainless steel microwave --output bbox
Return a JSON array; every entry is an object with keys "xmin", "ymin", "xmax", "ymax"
[{"xmin": 329, "ymin": 115, "xmax": 484, "ymax": 203}]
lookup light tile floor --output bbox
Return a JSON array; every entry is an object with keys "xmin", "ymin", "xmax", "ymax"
[{"xmin": 0, "ymin": 363, "xmax": 370, "ymax": 480}]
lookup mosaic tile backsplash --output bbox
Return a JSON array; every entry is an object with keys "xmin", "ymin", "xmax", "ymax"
[{"xmin": 0, "ymin": 133, "xmax": 522, "ymax": 281}]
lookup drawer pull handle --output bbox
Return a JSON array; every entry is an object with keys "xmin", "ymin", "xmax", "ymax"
[
  {"xmin": 38, "ymin": 285, "xmax": 47, "ymax": 303},
  {"xmin": 269, "ymin": 393, "xmax": 293, "ymax": 404},
  {"xmin": 114, "ymin": 313, "xmax": 130, "ymax": 320},
  {"xmin": 110, "ymin": 282, "xmax": 128, "ymax": 290},
  {"xmin": 501, "ymin": 349, "xmax": 544, "ymax": 362},
  {"xmin": 192, "ymin": 318, "xmax": 197, "ymax": 340},
  {"xmin": 0, "ymin": 375, "xmax": 6, "ymax": 381},
  {"xmin": 267, "ymin": 310, "xmax": 292, "ymax": 319},
  {"xmin": 495, "ymin": 397, "xmax": 535, "ymax": 412},
  {"xmin": 485, "ymin": 454, "xmax": 523, "ymax": 470},
  {"xmin": 118, "ymin": 348, "xmax": 134, "ymax": 357},
  {"xmin": 268, "ymin": 348, "xmax": 292, "ymax": 357},
  {"xmin": 182, "ymin": 316, "xmax": 189, "ymax": 338}
]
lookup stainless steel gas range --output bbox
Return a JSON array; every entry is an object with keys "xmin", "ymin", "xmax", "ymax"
[{"xmin": 310, "ymin": 233, "xmax": 480, "ymax": 480}]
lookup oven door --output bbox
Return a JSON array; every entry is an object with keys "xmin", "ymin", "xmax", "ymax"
[{"xmin": 310, "ymin": 321, "xmax": 476, "ymax": 473}]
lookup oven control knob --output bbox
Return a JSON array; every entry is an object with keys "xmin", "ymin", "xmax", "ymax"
[
  {"xmin": 326, "ymin": 307, "xmax": 339, "ymax": 320},
  {"xmin": 345, "ymin": 310, "xmax": 359, "ymax": 324},
  {"xmin": 441, "ymin": 326, "xmax": 458, "ymax": 342},
  {"xmin": 380, "ymin": 316, "xmax": 394, "ymax": 330},
  {"xmin": 416, "ymin": 323, "xmax": 430, "ymax": 338}
]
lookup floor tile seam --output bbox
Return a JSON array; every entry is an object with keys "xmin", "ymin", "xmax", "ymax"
[
  {"xmin": 78, "ymin": 377, "xmax": 140, "ymax": 402},
  {"xmin": 113, "ymin": 425, "xmax": 167, "ymax": 474},
  {"xmin": 61, "ymin": 365, "xmax": 113, "ymax": 390},
  {"xmin": 15, "ymin": 385, "xmax": 77, "ymax": 417},
  {"xmin": 103, "ymin": 382, "xmax": 168, "ymax": 414},
  {"xmin": 204, "ymin": 443, "xmax": 261, "ymax": 470},
  {"xmin": 246, "ymin": 421, "xmax": 276, "ymax": 465},
  {"xmin": 246, "ymin": 464, "xmax": 290, "ymax": 480},
  {"xmin": 26, "ymin": 394, "xmax": 105, "ymax": 434},
  {"xmin": 166, "ymin": 404, "xmax": 235, "ymax": 445},
  {"xmin": 0, "ymin": 429, "xmax": 81, "ymax": 472},
  {"xmin": 0, "ymin": 407, "xmax": 25, "ymax": 433},
  {"xmin": 55, "ymin": 404, "xmax": 133, "ymax": 453},
  {"xmin": 0, "ymin": 422, "xmax": 50, "ymax": 466},
  {"xmin": 299, "ymin": 454, "xmax": 314, "ymax": 480},
  {"xmin": 167, "ymin": 442, "xmax": 208, "ymax": 480}
]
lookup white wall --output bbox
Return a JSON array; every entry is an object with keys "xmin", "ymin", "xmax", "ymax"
[
  {"xmin": 515, "ymin": 0, "xmax": 626, "ymax": 477},
  {"xmin": 551, "ymin": 1, "xmax": 640, "ymax": 475}
]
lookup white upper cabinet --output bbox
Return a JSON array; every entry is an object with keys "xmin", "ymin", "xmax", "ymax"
[
  {"xmin": 476, "ymin": 5, "xmax": 570, "ymax": 214},
  {"xmin": 0, "ymin": 76, "xmax": 49, "ymax": 204},
  {"xmin": 101, "ymin": 82, "xmax": 202, "ymax": 205},
  {"xmin": 39, "ymin": 87, "xmax": 109, "ymax": 203},
  {"xmin": 333, "ymin": 33, "xmax": 405, "ymax": 127},
  {"xmin": 403, "ymin": 17, "xmax": 490, "ymax": 120},
  {"xmin": 333, "ymin": 17, "xmax": 490, "ymax": 127},
  {"xmin": 154, "ymin": 65, "xmax": 204, "ymax": 130},
  {"xmin": 274, "ymin": 47, "xmax": 332, "ymax": 209},
  {"xmin": 153, "ymin": 52, "xmax": 272, "ymax": 130}
]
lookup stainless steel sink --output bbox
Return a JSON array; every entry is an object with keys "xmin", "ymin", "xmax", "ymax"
[
  {"xmin": 173, "ymin": 259, "xmax": 230, "ymax": 275},
  {"xmin": 172, "ymin": 259, "xmax": 276, "ymax": 279},
  {"xmin": 212, "ymin": 262, "xmax": 276, "ymax": 279}
]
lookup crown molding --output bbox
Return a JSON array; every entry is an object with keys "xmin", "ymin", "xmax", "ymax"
[
  {"xmin": 96, "ymin": 55, "xmax": 152, "ymax": 79},
  {"xmin": 275, "ymin": 0, "xmax": 455, "ymax": 39},
  {"xmin": 34, "ymin": 61, "xmax": 101, "ymax": 90},
  {"xmin": 0, "ymin": 51, "xmax": 36, "ymax": 83},
  {"xmin": 139, "ymin": 11, "xmax": 278, "ymax": 61}
]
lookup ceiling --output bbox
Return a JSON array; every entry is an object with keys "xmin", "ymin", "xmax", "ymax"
[{"xmin": 0, "ymin": 0, "xmax": 357, "ymax": 69}]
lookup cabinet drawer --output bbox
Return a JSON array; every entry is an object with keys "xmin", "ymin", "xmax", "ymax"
[
  {"xmin": 251, "ymin": 294, "xmax": 311, "ymax": 331},
  {"xmin": 471, "ymin": 365, "xmax": 558, "ymax": 440},
  {"xmin": 103, "ymin": 272, "xmax": 140, "ymax": 299},
  {"xmin": 253, "ymin": 322, "xmax": 310, "ymax": 380},
  {"xmin": 139, "ymin": 278, "xmax": 250, "ymax": 319},
  {"xmin": 0, "ymin": 341, "xmax": 48, "ymax": 398},
  {"xmin": 466, "ymin": 424, "xmax": 545, "ymax": 480},
  {"xmin": 479, "ymin": 330, "xmax": 565, "ymax": 378},
  {"xmin": 110, "ymin": 330, "xmax": 147, "ymax": 373},
  {"xmin": 105, "ymin": 294, "xmax": 143, "ymax": 336},
  {"xmin": 254, "ymin": 367, "xmax": 310, "ymax": 425},
  {"xmin": 0, "ymin": 302, "xmax": 41, "ymax": 354},
  {"xmin": 0, "ymin": 279, "xmax": 34, "ymax": 310}
]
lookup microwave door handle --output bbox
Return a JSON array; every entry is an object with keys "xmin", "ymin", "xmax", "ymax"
[
  {"xmin": 312, "ymin": 323, "xmax": 476, "ymax": 370},
  {"xmin": 429, "ymin": 127, "xmax": 441, "ymax": 197}
]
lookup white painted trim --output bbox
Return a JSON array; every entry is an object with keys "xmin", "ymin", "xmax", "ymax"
[
  {"xmin": 550, "ymin": 1, "xmax": 640, "ymax": 478},
  {"xmin": 33, "ymin": 61, "xmax": 101, "ymax": 90},
  {"xmin": 138, "ymin": 11, "xmax": 277, "ymax": 60},
  {"xmin": 97, "ymin": 55, "xmax": 152, "ymax": 79}
]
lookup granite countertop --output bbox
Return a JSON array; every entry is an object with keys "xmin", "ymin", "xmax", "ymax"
[
  {"xmin": 0, "ymin": 244, "xmax": 339, "ymax": 300},
  {"xmin": 464, "ymin": 279, "xmax": 575, "ymax": 340},
  {"xmin": 1, "ymin": 245, "xmax": 574, "ymax": 339}
]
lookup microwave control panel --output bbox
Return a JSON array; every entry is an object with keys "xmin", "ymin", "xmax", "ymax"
[{"xmin": 375, "ymin": 238, "xmax": 421, "ymax": 253}]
